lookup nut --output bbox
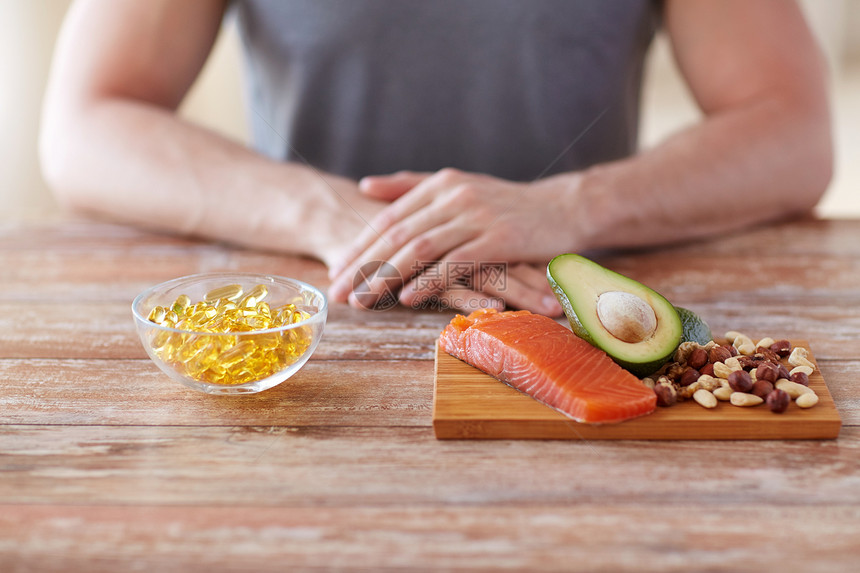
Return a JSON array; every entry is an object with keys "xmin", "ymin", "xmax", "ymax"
[
  {"xmin": 730, "ymin": 392, "xmax": 764, "ymax": 407},
  {"xmin": 751, "ymin": 379, "xmax": 775, "ymax": 399},
  {"xmin": 724, "ymin": 330, "xmax": 745, "ymax": 342},
  {"xmin": 788, "ymin": 347, "xmax": 815, "ymax": 370},
  {"xmin": 777, "ymin": 363, "xmax": 791, "ymax": 380},
  {"xmin": 790, "ymin": 365, "xmax": 814, "ymax": 377},
  {"xmin": 756, "ymin": 337, "xmax": 776, "ymax": 350},
  {"xmin": 641, "ymin": 377, "xmax": 656, "ymax": 389},
  {"xmin": 724, "ymin": 357, "xmax": 743, "ymax": 372},
  {"xmin": 695, "ymin": 374, "xmax": 721, "ymax": 392},
  {"xmin": 713, "ymin": 362, "xmax": 734, "ymax": 379},
  {"xmin": 790, "ymin": 371, "xmax": 810, "ymax": 387},
  {"xmin": 796, "ymin": 393, "xmax": 819, "ymax": 409},
  {"xmin": 737, "ymin": 343, "xmax": 756, "ymax": 356},
  {"xmin": 766, "ymin": 389, "xmax": 790, "ymax": 413},
  {"xmin": 688, "ymin": 347, "xmax": 709, "ymax": 370},
  {"xmin": 755, "ymin": 362, "xmax": 780, "ymax": 383},
  {"xmin": 654, "ymin": 383, "xmax": 677, "ymax": 407},
  {"xmin": 727, "ymin": 370, "xmax": 753, "ymax": 393},
  {"xmin": 753, "ymin": 347, "xmax": 781, "ymax": 364},
  {"xmin": 709, "ymin": 345, "xmax": 732, "ymax": 364},
  {"xmin": 693, "ymin": 389, "xmax": 718, "ymax": 409},
  {"xmin": 679, "ymin": 367, "xmax": 701, "ymax": 387},
  {"xmin": 679, "ymin": 380, "xmax": 701, "ymax": 399},
  {"xmin": 700, "ymin": 363, "xmax": 715, "ymax": 377},
  {"xmin": 673, "ymin": 341, "xmax": 699, "ymax": 364},
  {"xmin": 713, "ymin": 386, "xmax": 733, "ymax": 401},
  {"xmin": 769, "ymin": 339, "xmax": 792, "ymax": 357},
  {"xmin": 731, "ymin": 333, "xmax": 754, "ymax": 350},
  {"xmin": 775, "ymin": 379, "xmax": 814, "ymax": 399}
]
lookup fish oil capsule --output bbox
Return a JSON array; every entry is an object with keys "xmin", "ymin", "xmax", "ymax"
[
  {"xmin": 245, "ymin": 284, "xmax": 269, "ymax": 303},
  {"xmin": 171, "ymin": 294, "xmax": 191, "ymax": 314},
  {"xmin": 147, "ymin": 306, "xmax": 167, "ymax": 323},
  {"xmin": 205, "ymin": 284, "xmax": 244, "ymax": 303},
  {"xmin": 255, "ymin": 301, "xmax": 272, "ymax": 318}
]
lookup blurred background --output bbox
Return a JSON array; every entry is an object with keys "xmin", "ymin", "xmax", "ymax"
[{"xmin": 2, "ymin": 1, "xmax": 858, "ymax": 221}]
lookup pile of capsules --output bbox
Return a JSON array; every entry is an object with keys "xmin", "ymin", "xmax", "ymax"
[{"xmin": 145, "ymin": 283, "xmax": 312, "ymax": 386}]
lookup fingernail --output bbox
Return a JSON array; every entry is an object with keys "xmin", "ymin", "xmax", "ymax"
[{"xmin": 543, "ymin": 295, "xmax": 561, "ymax": 311}]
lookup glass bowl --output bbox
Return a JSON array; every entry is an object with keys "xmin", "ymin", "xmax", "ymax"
[{"xmin": 132, "ymin": 273, "xmax": 327, "ymax": 395}]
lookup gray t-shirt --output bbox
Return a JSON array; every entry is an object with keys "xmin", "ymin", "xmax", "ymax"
[{"xmin": 233, "ymin": 0, "xmax": 659, "ymax": 181}]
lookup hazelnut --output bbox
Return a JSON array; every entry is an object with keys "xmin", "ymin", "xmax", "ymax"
[
  {"xmin": 790, "ymin": 371, "xmax": 810, "ymax": 386},
  {"xmin": 755, "ymin": 362, "xmax": 780, "ymax": 383},
  {"xmin": 688, "ymin": 347, "xmax": 708, "ymax": 370},
  {"xmin": 709, "ymin": 346, "xmax": 732, "ymax": 364},
  {"xmin": 654, "ymin": 383, "xmax": 677, "ymax": 407},
  {"xmin": 770, "ymin": 340, "xmax": 792, "ymax": 358},
  {"xmin": 751, "ymin": 379, "xmax": 774, "ymax": 399},
  {"xmin": 699, "ymin": 363, "xmax": 715, "ymax": 377},
  {"xmin": 728, "ymin": 370, "xmax": 753, "ymax": 393},
  {"xmin": 679, "ymin": 367, "xmax": 700, "ymax": 387},
  {"xmin": 777, "ymin": 363, "xmax": 791, "ymax": 380},
  {"xmin": 766, "ymin": 389, "xmax": 790, "ymax": 414}
]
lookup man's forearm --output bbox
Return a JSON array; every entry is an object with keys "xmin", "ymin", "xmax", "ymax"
[
  {"xmin": 41, "ymin": 99, "xmax": 380, "ymax": 265},
  {"xmin": 556, "ymin": 96, "xmax": 831, "ymax": 252}
]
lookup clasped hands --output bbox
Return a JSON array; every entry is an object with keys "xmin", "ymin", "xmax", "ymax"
[{"xmin": 328, "ymin": 168, "xmax": 574, "ymax": 316}]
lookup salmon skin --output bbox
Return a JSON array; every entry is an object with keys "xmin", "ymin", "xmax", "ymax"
[{"xmin": 439, "ymin": 309, "xmax": 656, "ymax": 424}]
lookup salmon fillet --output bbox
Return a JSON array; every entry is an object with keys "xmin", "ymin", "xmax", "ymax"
[{"xmin": 438, "ymin": 309, "xmax": 656, "ymax": 424}]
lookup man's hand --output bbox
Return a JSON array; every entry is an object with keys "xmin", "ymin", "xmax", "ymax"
[{"xmin": 328, "ymin": 168, "xmax": 573, "ymax": 315}]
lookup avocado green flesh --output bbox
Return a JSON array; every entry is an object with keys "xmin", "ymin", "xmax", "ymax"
[
  {"xmin": 547, "ymin": 254, "xmax": 683, "ymax": 377},
  {"xmin": 676, "ymin": 306, "xmax": 713, "ymax": 346}
]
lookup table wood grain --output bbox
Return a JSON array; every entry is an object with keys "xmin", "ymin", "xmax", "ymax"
[{"xmin": 1, "ymin": 216, "xmax": 859, "ymax": 571}]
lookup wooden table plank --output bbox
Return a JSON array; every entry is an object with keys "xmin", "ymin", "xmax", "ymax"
[
  {"xmin": 1, "ymin": 503, "xmax": 858, "ymax": 573},
  {"xmin": 0, "ymin": 359, "xmax": 433, "ymax": 427},
  {"xmin": 2, "ymin": 425, "xmax": 860, "ymax": 506}
]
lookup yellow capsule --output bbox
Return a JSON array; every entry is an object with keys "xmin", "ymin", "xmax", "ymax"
[
  {"xmin": 147, "ymin": 306, "xmax": 167, "ymax": 323},
  {"xmin": 151, "ymin": 329, "xmax": 172, "ymax": 350},
  {"xmin": 219, "ymin": 340, "xmax": 256, "ymax": 368},
  {"xmin": 290, "ymin": 310, "xmax": 307, "ymax": 324},
  {"xmin": 205, "ymin": 284, "xmax": 244, "ymax": 303},
  {"xmin": 171, "ymin": 294, "xmax": 191, "ymax": 314},
  {"xmin": 215, "ymin": 299, "xmax": 237, "ymax": 312},
  {"xmin": 246, "ymin": 284, "xmax": 269, "ymax": 303},
  {"xmin": 246, "ymin": 316, "xmax": 272, "ymax": 330},
  {"xmin": 238, "ymin": 295, "xmax": 258, "ymax": 309},
  {"xmin": 255, "ymin": 301, "xmax": 272, "ymax": 318}
]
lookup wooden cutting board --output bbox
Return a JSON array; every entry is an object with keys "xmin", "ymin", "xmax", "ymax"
[{"xmin": 433, "ymin": 340, "xmax": 841, "ymax": 440}]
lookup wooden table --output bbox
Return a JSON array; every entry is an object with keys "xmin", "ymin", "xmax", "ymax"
[{"xmin": 1, "ymin": 216, "xmax": 858, "ymax": 571}]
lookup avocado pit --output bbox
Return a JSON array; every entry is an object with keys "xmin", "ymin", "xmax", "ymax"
[{"xmin": 596, "ymin": 291, "xmax": 657, "ymax": 344}]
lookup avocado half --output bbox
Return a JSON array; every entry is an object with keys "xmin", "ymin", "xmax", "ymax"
[{"xmin": 547, "ymin": 254, "xmax": 683, "ymax": 377}]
